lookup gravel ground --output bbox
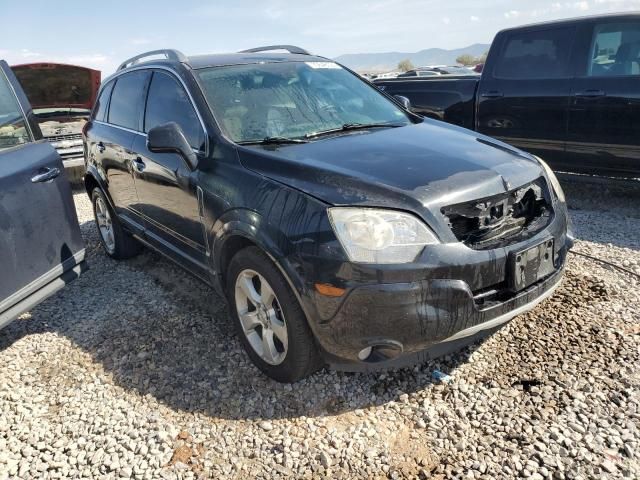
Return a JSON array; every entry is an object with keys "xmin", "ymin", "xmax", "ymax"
[{"xmin": 0, "ymin": 180, "xmax": 638, "ymax": 479}]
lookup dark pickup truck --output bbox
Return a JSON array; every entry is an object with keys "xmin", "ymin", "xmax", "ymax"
[{"xmin": 375, "ymin": 13, "xmax": 640, "ymax": 178}]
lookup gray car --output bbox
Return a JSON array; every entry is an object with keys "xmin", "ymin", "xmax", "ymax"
[{"xmin": 0, "ymin": 60, "xmax": 86, "ymax": 329}]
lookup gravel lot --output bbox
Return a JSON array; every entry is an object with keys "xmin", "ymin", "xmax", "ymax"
[{"xmin": 0, "ymin": 180, "xmax": 638, "ymax": 479}]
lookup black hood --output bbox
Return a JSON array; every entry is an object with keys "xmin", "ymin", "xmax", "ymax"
[{"xmin": 236, "ymin": 120, "xmax": 545, "ymax": 224}]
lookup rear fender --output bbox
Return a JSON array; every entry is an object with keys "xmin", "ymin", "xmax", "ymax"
[{"xmin": 84, "ymin": 164, "xmax": 115, "ymax": 210}]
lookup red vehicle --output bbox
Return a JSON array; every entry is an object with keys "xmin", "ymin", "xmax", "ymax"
[{"xmin": 11, "ymin": 63, "xmax": 101, "ymax": 181}]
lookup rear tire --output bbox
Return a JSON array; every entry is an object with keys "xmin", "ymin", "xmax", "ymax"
[
  {"xmin": 227, "ymin": 247, "xmax": 322, "ymax": 382},
  {"xmin": 91, "ymin": 188, "xmax": 141, "ymax": 260}
]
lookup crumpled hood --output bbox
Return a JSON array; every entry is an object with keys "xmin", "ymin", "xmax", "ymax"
[
  {"xmin": 237, "ymin": 120, "xmax": 545, "ymax": 222},
  {"xmin": 11, "ymin": 63, "xmax": 101, "ymax": 110}
]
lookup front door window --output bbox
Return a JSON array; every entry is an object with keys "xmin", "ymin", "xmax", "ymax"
[{"xmin": 0, "ymin": 70, "xmax": 31, "ymax": 151}]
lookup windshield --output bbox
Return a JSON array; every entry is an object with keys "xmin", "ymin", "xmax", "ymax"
[{"xmin": 196, "ymin": 61, "xmax": 411, "ymax": 143}]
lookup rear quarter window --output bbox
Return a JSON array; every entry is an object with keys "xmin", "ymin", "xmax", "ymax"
[
  {"xmin": 108, "ymin": 71, "xmax": 148, "ymax": 130},
  {"xmin": 93, "ymin": 80, "xmax": 115, "ymax": 122},
  {"xmin": 494, "ymin": 27, "xmax": 575, "ymax": 79}
]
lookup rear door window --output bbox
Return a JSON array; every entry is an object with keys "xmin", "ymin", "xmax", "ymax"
[
  {"xmin": 494, "ymin": 27, "xmax": 575, "ymax": 79},
  {"xmin": 0, "ymin": 69, "xmax": 31, "ymax": 151},
  {"xmin": 144, "ymin": 71, "xmax": 204, "ymax": 150},
  {"xmin": 108, "ymin": 71, "xmax": 148, "ymax": 130},
  {"xmin": 587, "ymin": 22, "xmax": 640, "ymax": 76},
  {"xmin": 93, "ymin": 80, "xmax": 115, "ymax": 122}
]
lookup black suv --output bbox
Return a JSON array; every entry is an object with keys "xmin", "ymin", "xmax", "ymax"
[{"xmin": 83, "ymin": 47, "xmax": 572, "ymax": 382}]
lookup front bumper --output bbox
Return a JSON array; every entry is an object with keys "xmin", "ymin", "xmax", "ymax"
[
  {"xmin": 61, "ymin": 156, "xmax": 85, "ymax": 183},
  {"xmin": 319, "ymin": 257, "xmax": 565, "ymax": 370},
  {"xmin": 302, "ymin": 206, "xmax": 572, "ymax": 371}
]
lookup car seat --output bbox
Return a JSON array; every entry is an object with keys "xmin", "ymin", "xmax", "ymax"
[{"xmin": 608, "ymin": 42, "xmax": 640, "ymax": 76}]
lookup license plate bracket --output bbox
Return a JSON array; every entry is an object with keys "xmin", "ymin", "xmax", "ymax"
[{"xmin": 508, "ymin": 238, "xmax": 555, "ymax": 292}]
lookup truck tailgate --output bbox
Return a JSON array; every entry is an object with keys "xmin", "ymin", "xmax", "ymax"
[{"xmin": 375, "ymin": 77, "xmax": 479, "ymax": 130}]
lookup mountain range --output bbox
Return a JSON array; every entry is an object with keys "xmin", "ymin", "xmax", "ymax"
[{"xmin": 334, "ymin": 43, "xmax": 490, "ymax": 72}]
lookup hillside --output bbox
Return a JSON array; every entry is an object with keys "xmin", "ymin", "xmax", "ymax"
[{"xmin": 334, "ymin": 43, "xmax": 490, "ymax": 71}]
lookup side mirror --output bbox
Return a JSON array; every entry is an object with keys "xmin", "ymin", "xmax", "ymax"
[
  {"xmin": 394, "ymin": 95, "xmax": 411, "ymax": 110},
  {"xmin": 147, "ymin": 122, "xmax": 197, "ymax": 169}
]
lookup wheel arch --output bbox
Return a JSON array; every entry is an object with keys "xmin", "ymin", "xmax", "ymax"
[
  {"xmin": 212, "ymin": 215, "xmax": 311, "ymax": 322},
  {"xmin": 216, "ymin": 233, "xmax": 258, "ymax": 290},
  {"xmin": 214, "ymin": 228, "xmax": 324, "ymax": 361},
  {"xmin": 84, "ymin": 164, "xmax": 116, "ymax": 211}
]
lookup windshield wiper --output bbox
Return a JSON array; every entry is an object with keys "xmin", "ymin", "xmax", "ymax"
[
  {"xmin": 238, "ymin": 136, "xmax": 308, "ymax": 145},
  {"xmin": 305, "ymin": 122, "xmax": 405, "ymax": 139}
]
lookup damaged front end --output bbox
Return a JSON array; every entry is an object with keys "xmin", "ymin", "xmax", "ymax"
[
  {"xmin": 306, "ymin": 174, "xmax": 570, "ymax": 371},
  {"xmin": 441, "ymin": 178, "xmax": 553, "ymax": 250}
]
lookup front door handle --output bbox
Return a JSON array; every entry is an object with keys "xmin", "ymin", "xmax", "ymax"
[
  {"xmin": 574, "ymin": 89, "xmax": 606, "ymax": 98},
  {"xmin": 481, "ymin": 91, "xmax": 504, "ymax": 98},
  {"xmin": 97, "ymin": 141, "xmax": 106, "ymax": 153},
  {"xmin": 131, "ymin": 157, "xmax": 146, "ymax": 173},
  {"xmin": 31, "ymin": 167, "xmax": 61, "ymax": 183}
]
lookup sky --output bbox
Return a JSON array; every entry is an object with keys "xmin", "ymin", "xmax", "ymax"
[{"xmin": 1, "ymin": 0, "xmax": 639, "ymax": 74}]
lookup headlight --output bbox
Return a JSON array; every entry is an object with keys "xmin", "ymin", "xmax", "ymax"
[
  {"xmin": 328, "ymin": 208, "xmax": 439, "ymax": 264},
  {"xmin": 536, "ymin": 156, "xmax": 565, "ymax": 203}
]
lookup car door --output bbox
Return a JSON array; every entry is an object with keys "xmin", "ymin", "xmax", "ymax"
[
  {"xmin": 565, "ymin": 18, "xmax": 640, "ymax": 177},
  {"xmin": 0, "ymin": 60, "xmax": 85, "ymax": 328},
  {"xmin": 95, "ymin": 71, "xmax": 149, "ymax": 228},
  {"xmin": 130, "ymin": 70, "xmax": 208, "ymax": 278},
  {"xmin": 84, "ymin": 79, "xmax": 115, "ymax": 185},
  {"xmin": 477, "ymin": 25, "xmax": 576, "ymax": 166}
]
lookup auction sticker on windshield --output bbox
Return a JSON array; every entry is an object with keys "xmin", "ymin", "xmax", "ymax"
[{"xmin": 305, "ymin": 62, "xmax": 341, "ymax": 69}]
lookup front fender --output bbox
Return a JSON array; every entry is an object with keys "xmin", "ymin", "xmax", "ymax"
[
  {"xmin": 211, "ymin": 207, "xmax": 326, "ymax": 328},
  {"xmin": 211, "ymin": 208, "xmax": 305, "ymax": 292}
]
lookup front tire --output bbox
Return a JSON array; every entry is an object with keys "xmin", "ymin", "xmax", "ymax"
[
  {"xmin": 227, "ymin": 247, "xmax": 322, "ymax": 382},
  {"xmin": 91, "ymin": 188, "xmax": 141, "ymax": 260}
]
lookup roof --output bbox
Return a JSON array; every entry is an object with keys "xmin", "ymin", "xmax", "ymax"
[
  {"xmin": 112, "ymin": 47, "xmax": 330, "ymax": 75},
  {"xmin": 498, "ymin": 12, "xmax": 640, "ymax": 33}
]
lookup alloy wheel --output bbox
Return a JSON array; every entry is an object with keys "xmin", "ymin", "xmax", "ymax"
[
  {"xmin": 95, "ymin": 196, "xmax": 115, "ymax": 254},
  {"xmin": 234, "ymin": 269, "xmax": 289, "ymax": 365}
]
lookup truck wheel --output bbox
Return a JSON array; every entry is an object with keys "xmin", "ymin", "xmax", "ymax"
[
  {"xmin": 227, "ymin": 247, "xmax": 322, "ymax": 382},
  {"xmin": 91, "ymin": 188, "xmax": 141, "ymax": 260}
]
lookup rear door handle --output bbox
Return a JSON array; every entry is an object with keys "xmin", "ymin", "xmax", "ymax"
[
  {"xmin": 481, "ymin": 91, "xmax": 504, "ymax": 98},
  {"xmin": 31, "ymin": 167, "xmax": 61, "ymax": 184},
  {"xmin": 97, "ymin": 142, "xmax": 106, "ymax": 153},
  {"xmin": 574, "ymin": 89, "xmax": 606, "ymax": 98},
  {"xmin": 131, "ymin": 157, "xmax": 146, "ymax": 173}
]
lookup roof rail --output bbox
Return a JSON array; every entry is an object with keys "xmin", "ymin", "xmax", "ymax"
[
  {"xmin": 238, "ymin": 45, "xmax": 311, "ymax": 55},
  {"xmin": 117, "ymin": 49, "xmax": 188, "ymax": 71}
]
